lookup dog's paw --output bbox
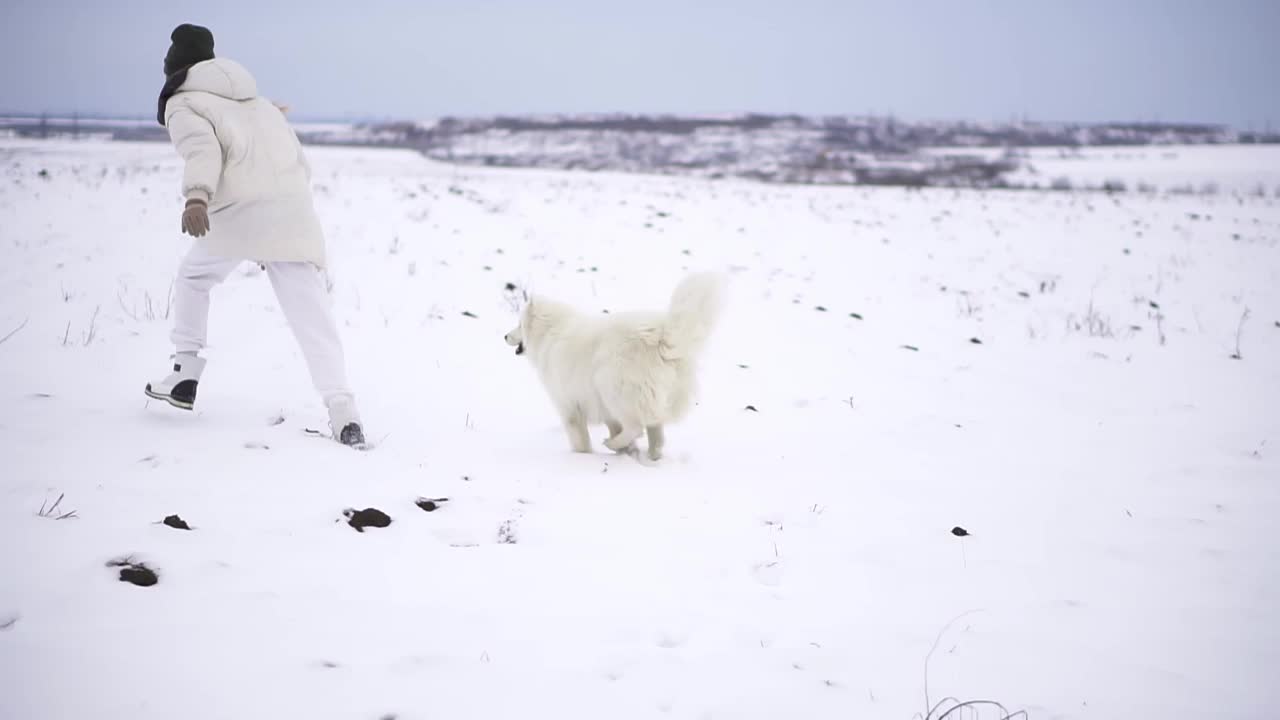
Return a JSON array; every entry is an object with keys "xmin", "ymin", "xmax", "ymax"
[
  {"xmin": 647, "ymin": 447, "xmax": 663, "ymax": 462},
  {"xmin": 604, "ymin": 436, "xmax": 635, "ymax": 453}
]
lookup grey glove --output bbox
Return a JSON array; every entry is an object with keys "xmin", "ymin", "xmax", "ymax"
[{"xmin": 181, "ymin": 199, "xmax": 210, "ymax": 237}]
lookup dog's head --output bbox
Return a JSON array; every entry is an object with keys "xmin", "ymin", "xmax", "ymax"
[
  {"xmin": 503, "ymin": 322, "xmax": 525, "ymax": 356},
  {"xmin": 504, "ymin": 295, "xmax": 565, "ymax": 357},
  {"xmin": 504, "ymin": 288, "xmax": 531, "ymax": 355}
]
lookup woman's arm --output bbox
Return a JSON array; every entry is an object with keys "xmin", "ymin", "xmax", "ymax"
[{"xmin": 166, "ymin": 108, "xmax": 222, "ymax": 204}]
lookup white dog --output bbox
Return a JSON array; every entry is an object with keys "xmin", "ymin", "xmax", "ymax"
[{"xmin": 505, "ymin": 273, "xmax": 724, "ymax": 460}]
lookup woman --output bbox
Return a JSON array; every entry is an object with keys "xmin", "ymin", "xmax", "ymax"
[{"xmin": 145, "ymin": 24, "xmax": 365, "ymax": 447}]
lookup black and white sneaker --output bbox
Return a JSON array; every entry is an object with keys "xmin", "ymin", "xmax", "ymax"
[
  {"xmin": 144, "ymin": 354, "xmax": 206, "ymax": 410},
  {"xmin": 338, "ymin": 422, "xmax": 367, "ymax": 448},
  {"xmin": 328, "ymin": 395, "xmax": 367, "ymax": 448}
]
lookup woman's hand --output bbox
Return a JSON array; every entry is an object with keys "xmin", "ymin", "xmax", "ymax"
[{"xmin": 181, "ymin": 199, "xmax": 210, "ymax": 237}]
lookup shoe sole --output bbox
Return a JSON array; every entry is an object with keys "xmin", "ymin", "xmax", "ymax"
[{"xmin": 144, "ymin": 388, "xmax": 194, "ymax": 411}]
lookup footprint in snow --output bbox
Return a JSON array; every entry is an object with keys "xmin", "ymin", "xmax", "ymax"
[
  {"xmin": 497, "ymin": 519, "xmax": 518, "ymax": 544},
  {"xmin": 752, "ymin": 560, "xmax": 784, "ymax": 587},
  {"xmin": 655, "ymin": 631, "xmax": 687, "ymax": 649}
]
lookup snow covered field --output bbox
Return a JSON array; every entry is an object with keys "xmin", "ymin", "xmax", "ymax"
[
  {"xmin": 1011, "ymin": 144, "xmax": 1280, "ymax": 195},
  {"xmin": 928, "ymin": 144, "xmax": 1280, "ymax": 195},
  {"xmin": 1, "ymin": 138, "xmax": 1278, "ymax": 719}
]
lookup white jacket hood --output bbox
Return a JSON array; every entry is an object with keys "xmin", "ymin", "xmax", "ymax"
[{"xmin": 178, "ymin": 58, "xmax": 258, "ymax": 101}]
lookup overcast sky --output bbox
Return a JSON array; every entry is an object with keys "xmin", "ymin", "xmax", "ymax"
[{"xmin": 2, "ymin": 0, "xmax": 1277, "ymax": 128}]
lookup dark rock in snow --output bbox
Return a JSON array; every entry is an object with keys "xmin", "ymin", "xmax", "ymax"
[
  {"xmin": 849, "ymin": 312, "xmax": 863, "ymax": 319},
  {"xmin": 504, "ymin": 282, "xmax": 518, "ymax": 292},
  {"xmin": 815, "ymin": 306, "xmax": 828, "ymax": 312},
  {"xmin": 461, "ymin": 311, "xmax": 478, "ymax": 318},
  {"xmin": 901, "ymin": 344, "xmax": 919, "ymax": 352},
  {"xmin": 745, "ymin": 405, "xmax": 759, "ymax": 412},
  {"xmin": 345, "ymin": 508, "xmax": 392, "ymax": 532},
  {"xmin": 162, "ymin": 515, "xmax": 191, "ymax": 530},
  {"xmin": 951, "ymin": 526, "xmax": 971, "ymax": 537},
  {"xmin": 969, "ymin": 337, "xmax": 983, "ymax": 345},
  {"xmin": 119, "ymin": 566, "xmax": 158, "ymax": 586},
  {"xmin": 415, "ymin": 497, "xmax": 450, "ymax": 512},
  {"xmin": 108, "ymin": 558, "xmax": 159, "ymax": 587}
]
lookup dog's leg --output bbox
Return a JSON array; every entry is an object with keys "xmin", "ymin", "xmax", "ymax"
[
  {"xmin": 646, "ymin": 425, "xmax": 665, "ymax": 461},
  {"xmin": 604, "ymin": 424, "xmax": 643, "ymax": 453},
  {"xmin": 605, "ymin": 419, "xmax": 623, "ymax": 444},
  {"xmin": 564, "ymin": 412, "xmax": 591, "ymax": 453}
]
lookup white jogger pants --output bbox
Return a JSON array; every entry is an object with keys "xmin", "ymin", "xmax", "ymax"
[{"xmin": 171, "ymin": 243, "xmax": 355, "ymax": 408}]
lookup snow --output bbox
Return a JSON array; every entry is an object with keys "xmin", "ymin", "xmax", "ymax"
[
  {"xmin": 2, "ymin": 138, "xmax": 1279, "ymax": 719},
  {"xmin": 926, "ymin": 144, "xmax": 1280, "ymax": 195},
  {"xmin": 1010, "ymin": 144, "xmax": 1280, "ymax": 195}
]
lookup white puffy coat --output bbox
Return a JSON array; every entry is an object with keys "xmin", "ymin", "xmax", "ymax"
[{"xmin": 165, "ymin": 58, "xmax": 326, "ymax": 267}]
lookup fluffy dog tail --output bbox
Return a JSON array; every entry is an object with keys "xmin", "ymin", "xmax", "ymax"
[{"xmin": 662, "ymin": 272, "xmax": 725, "ymax": 360}]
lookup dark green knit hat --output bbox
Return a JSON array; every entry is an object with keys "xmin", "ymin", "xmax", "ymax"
[{"xmin": 164, "ymin": 24, "xmax": 214, "ymax": 76}]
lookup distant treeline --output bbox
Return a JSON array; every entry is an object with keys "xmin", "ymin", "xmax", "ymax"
[{"xmin": 4, "ymin": 113, "xmax": 1275, "ymax": 189}]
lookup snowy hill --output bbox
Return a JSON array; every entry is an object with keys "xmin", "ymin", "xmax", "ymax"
[{"xmin": 1, "ymin": 138, "xmax": 1278, "ymax": 719}]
